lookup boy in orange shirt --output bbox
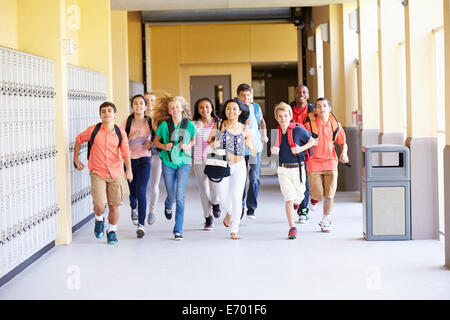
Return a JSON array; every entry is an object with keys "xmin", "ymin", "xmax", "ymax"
[
  {"xmin": 73, "ymin": 102, "xmax": 133, "ymax": 244},
  {"xmin": 305, "ymin": 98, "xmax": 349, "ymax": 232}
]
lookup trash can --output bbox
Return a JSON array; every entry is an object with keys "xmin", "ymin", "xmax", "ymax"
[{"xmin": 362, "ymin": 145, "xmax": 411, "ymax": 240}]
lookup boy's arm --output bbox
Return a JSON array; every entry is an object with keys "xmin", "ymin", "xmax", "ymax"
[
  {"xmin": 73, "ymin": 141, "xmax": 85, "ymax": 170},
  {"xmin": 73, "ymin": 127, "xmax": 92, "ymax": 170},
  {"xmin": 259, "ymin": 111, "xmax": 269, "ymax": 143},
  {"xmin": 123, "ymin": 156, "xmax": 133, "ymax": 182},
  {"xmin": 291, "ymin": 136, "xmax": 318, "ymax": 155},
  {"xmin": 336, "ymin": 125, "xmax": 349, "ymax": 163},
  {"xmin": 244, "ymin": 127, "xmax": 257, "ymax": 157}
]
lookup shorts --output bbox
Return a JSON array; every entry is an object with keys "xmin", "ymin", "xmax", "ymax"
[
  {"xmin": 308, "ymin": 170, "xmax": 338, "ymax": 201},
  {"xmin": 90, "ymin": 171, "xmax": 123, "ymax": 207},
  {"xmin": 277, "ymin": 165, "xmax": 306, "ymax": 203}
]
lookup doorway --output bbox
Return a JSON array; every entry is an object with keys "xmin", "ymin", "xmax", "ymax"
[{"xmin": 189, "ymin": 75, "xmax": 231, "ymax": 115}]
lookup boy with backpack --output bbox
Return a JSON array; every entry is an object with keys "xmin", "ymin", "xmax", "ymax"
[
  {"xmin": 271, "ymin": 103, "xmax": 317, "ymax": 239},
  {"xmin": 304, "ymin": 98, "xmax": 349, "ymax": 232},
  {"xmin": 73, "ymin": 101, "xmax": 133, "ymax": 244},
  {"xmin": 289, "ymin": 85, "xmax": 316, "ymax": 223}
]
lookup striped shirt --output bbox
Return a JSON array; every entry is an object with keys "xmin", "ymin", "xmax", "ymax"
[{"xmin": 194, "ymin": 119, "xmax": 215, "ymax": 163}]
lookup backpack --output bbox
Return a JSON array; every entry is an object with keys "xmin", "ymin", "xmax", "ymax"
[
  {"xmin": 275, "ymin": 120, "xmax": 311, "ymax": 163},
  {"xmin": 87, "ymin": 123, "xmax": 123, "ymax": 160},
  {"xmin": 274, "ymin": 120, "xmax": 310, "ymax": 182},
  {"xmin": 166, "ymin": 118, "xmax": 189, "ymax": 162},
  {"xmin": 306, "ymin": 112, "xmax": 340, "ymax": 142}
]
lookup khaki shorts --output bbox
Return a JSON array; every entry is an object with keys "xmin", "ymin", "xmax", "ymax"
[
  {"xmin": 308, "ymin": 170, "xmax": 338, "ymax": 201},
  {"xmin": 90, "ymin": 172, "xmax": 123, "ymax": 207},
  {"xmin": 277, "ymin": 166, "xmax": 306, "ymax": 203}
]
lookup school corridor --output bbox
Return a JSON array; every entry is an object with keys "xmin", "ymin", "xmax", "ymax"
[
  {"xmin": 1, "ymin": 0, "xmax": 450, "ymax": 300},
  {"xmin": 0, "ymin": 174, "xmax": 448, "ymax": 300}
]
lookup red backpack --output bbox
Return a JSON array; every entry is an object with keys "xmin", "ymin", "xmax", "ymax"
[{"xmin": 274, "ymin": 120, "xmax": 311, "ymax": 162}]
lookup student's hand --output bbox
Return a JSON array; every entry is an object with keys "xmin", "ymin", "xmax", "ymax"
[
  {"xmin": 291, "ymin": 146, "xmax": 302, "ymax": 154},
  {"xmin": 212, "ymin": 140, "xmax": 221, "ymax": 149},
  {"xmin": 144, "ymin": 140, "xmax": 153, "ymax": 150},
  {"xmin": 165, "ymin": 143, "xmax": 173, "ymax": 151},
  {"xmin": 339, "ymin": 152, "xmax": 349, "ymax": 163},
  {"xmin": 125, "ymin": 169, "xmax": 133, "ymax": 182},
  {"xmin": 73, "ymin": 159, "xmax": 85, "ymax": 171},
  {"xmin": 261, "ymin": 135, "xmax": 269, "ymax": 143},
  {"xmin": 244, "ymin": 136, "xmax": 252, "ymax": 148},
  {"xmin": 270, "ymin": 146, "xmax": 280, "ymax": 155},
  {"xmin": 180, "ymin": 143, "xmax": 190, "ymax": 152}
]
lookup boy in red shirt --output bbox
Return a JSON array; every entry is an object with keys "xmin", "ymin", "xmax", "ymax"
[
  {"xmin": 305, "ymin": 98, "xmax": 349, "ymax": 232},
  {"xmin": 73, "ymin": 102, "xmax": 133, "ymax": 244}
]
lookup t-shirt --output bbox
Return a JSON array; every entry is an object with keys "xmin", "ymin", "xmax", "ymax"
[
  {"xmin": 75, "ymin": 123, "xmax": 130, "ymax": 180},
  {"xmin": 278, "ymin": 126, "xmax": 311, "ymax": 164},
  {"xmin": 156, "ymin": 119, "xmax": 197, "ymax": 169},
  {"xmin": 290, "ymin": 101, "xmax": 315, "ymax": 125},
  {"xmin": 120, "ymin": 118, "xmax": 152, "ymax": 159},
  {"xmin": 305, "ymin": 116, "xmax": 346, "ymax": 172},
  {"xmin": 193, "ymin": 118, "xmax": 215, "ymax": 163},
  {"xmin": 244, "ymin": 102, "xmax": 263, "ymax": 155}
]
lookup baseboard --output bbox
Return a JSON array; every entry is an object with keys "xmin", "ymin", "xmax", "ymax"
[
  {"xmin": 0, "ymin": 241, "xmax": 55, "ymax": 287},
  {"xmin": 72, "ymin": 213, "xmax": 95, "ymax": 233}
]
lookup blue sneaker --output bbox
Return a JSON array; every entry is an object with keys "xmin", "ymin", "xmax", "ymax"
[
  {"xmin": 107, "ymin": 231, "xmax": 118, "ymax": 244},
  {"xmin": 94, "ymin": 219, "xmax": 105, "ymax": 239}
]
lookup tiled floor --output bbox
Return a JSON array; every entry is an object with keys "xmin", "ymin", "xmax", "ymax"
[{"xmin": 0, "ymin": 174, "xmax": 449, "ymax": 300}]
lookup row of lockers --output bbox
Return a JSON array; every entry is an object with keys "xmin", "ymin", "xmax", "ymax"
[
  {"xmin": 0, "ymin": 46, "xmax": 58, "ymax": 278},
  {"xmin": 68, "ymin": 64, "xmax": 106, "ymax": 227}
]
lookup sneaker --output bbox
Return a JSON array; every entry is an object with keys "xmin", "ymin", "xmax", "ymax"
[
  {"xmin": 288, "ymin": 227, "xmax": 297, "ymax": 239},
  {"xmin": 204, "ymin": 216, "xmax": 214, "ymax": 231},
  {"xmin": 246, "ymin": 208, "xmax": 256, "ymax": 220},
  {"xmin": 319, "ymin": 215, "xmax": 332, "ymax": 232},
  {"xmin": 131, "ymin": 208, "xmax": 138, "ymax": 226},
  {"xmin": 164, "ymin": 207, "xmax": 172, "ymax": 220},
  {"xmin": 240, "ymin": 207, "xmax": 245, "ymax": 220},
  {"xmin": 94, "ymin": 219, "xmax": 105, "ymax": 239},
  {"xmin": 212, "ymin": 204, "xmax": 221, "ymax": 218},
  {"xmin": 309, "ymin": 200, "xmax": 319, "ymax": 212},
  {"xmin": 298, "ymin": 208, "xmax": 309, "ymax": 224},
  {"xmin": 174, "ymin": 233, "xmax": 183, "ymax": 241},
  {"xmin": 107, "ymin": 231, "xmax": 118, "ymax": 244},
  {"xmin": 136, "ymin": 224, "xmax": 145, "ymax": 238},
  {"xmin": 147, "ymin": 212, "xmax": 156, "ymax": 225}
]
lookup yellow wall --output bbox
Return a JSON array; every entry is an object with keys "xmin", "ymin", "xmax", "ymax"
[
  {"xmin": 150, "ymin": 23, "xmax": 298, "ymax": 101},
  {"xmin": 0, "ymin": 0, "xmax": 18, "ymax": 49},
  {"xmin": 128, "ymin": 11, "xmax": 143, "ymax": 83}
]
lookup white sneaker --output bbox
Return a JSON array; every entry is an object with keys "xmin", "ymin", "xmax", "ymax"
[
  {"xmin": 318, "ymin": 215, "xmax": 332, "ymax": 232},
  {"xmin": 136, "ymin": 224, "xmax": 145, "ymax": 238},
  {"xmin": 309, "ymin": 201, "xmax": 318, "ymax": 212}
]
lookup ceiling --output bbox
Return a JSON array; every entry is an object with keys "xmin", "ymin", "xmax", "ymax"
[{"xmin": 110, "ymin": 0, "xmax": 352, "ymax": 11}]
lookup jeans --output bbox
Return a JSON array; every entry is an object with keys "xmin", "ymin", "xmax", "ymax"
[
  {"xmin": 242, "ymin": 152, "xmax": 261, "ymax": 211},
  {"xmin": 161, "ymin": 163, "xmax": 191, "ymax": 235},
  {"xmin": 299, "ymin": 169, "xmax": 310, "ymax": 211},
  {"xmin": 127, "ymin": 157, "xmax": 151, "ymax": 226}
]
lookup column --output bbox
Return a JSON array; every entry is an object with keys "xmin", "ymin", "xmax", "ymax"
[
  {"xmin": 378, "ymin": 0, "xmax": 406, "ymax": 146},
  {"xmin": 404, "ymin": 0, "xmax": 442, "ymax": 240},
  {"xmin": 443, "ymin": 0, "xmax": 450, "ymax": 267}
]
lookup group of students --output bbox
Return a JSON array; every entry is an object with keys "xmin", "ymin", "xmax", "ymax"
[{"xmin": 73, "ymin": 83, "xmax": 349, "ymax": 244}]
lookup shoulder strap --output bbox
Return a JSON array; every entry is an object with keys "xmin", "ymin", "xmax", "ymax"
[
  {"xmin": 114, "ymin": 125, "xmax": 122, "ymax": 147},
  {"xmin": 308, "ymin": 112, "xmax": 319, "ymax": 139},
  {"xmin": 144, "ymin": 115, "xmax": 155, "ymax": 141},
  {"xmin": 125, "ymin": 114, "xmax": 134, "ymax": 137},
  {"xmin": 167, "ymin": 119, "xmax": 175, "ymax": 144},
  {"xmin": 275, "ymin": 125, "xmax": 282, "ymax": 148},
  {"xmin": 330, "ymin": 112, "xmax": 340, "ymax": 142},
  {"xmin": 87, "ymin": 123, "xmax": 102, "ymax": 160}
]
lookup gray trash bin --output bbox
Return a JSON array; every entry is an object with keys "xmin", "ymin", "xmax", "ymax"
[{"xmin": 362, "ymin": 145, "xmax": 411, "ymax": 240}]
